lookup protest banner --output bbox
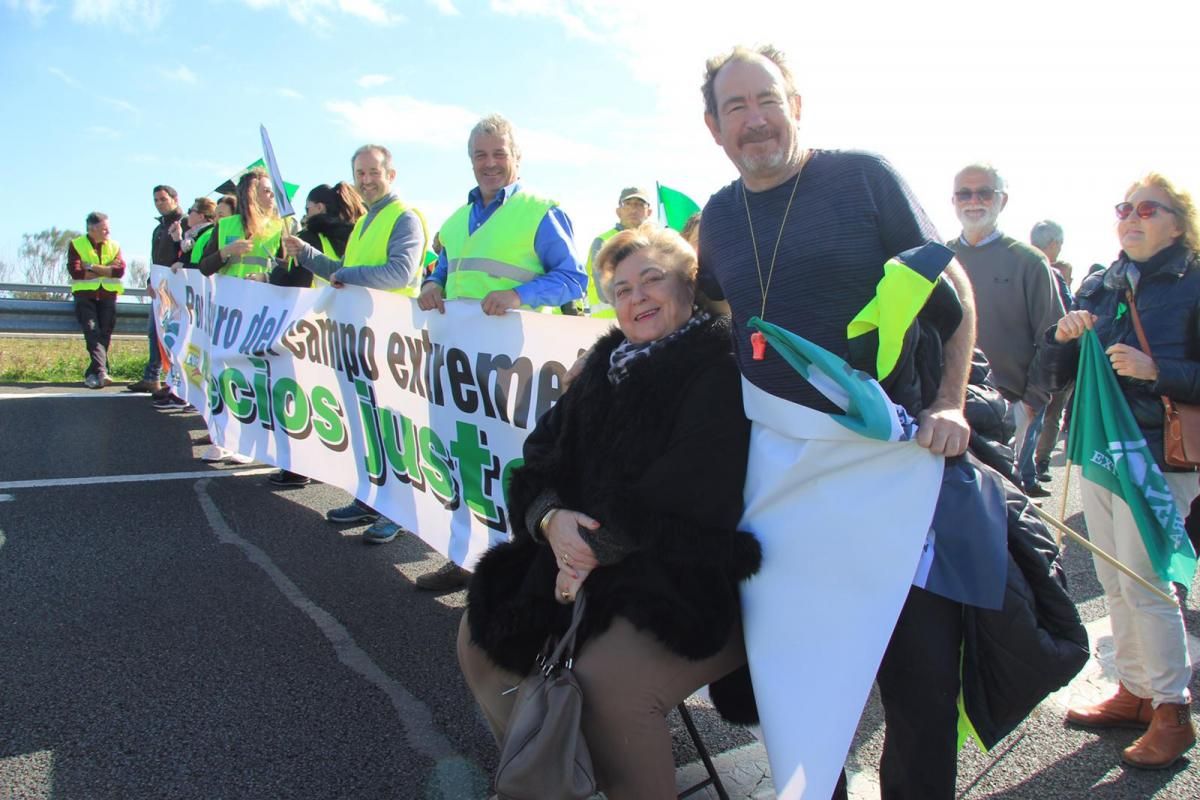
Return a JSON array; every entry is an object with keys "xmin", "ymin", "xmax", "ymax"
[{"xmin": 150, "ymin": 265, "xmax": 607, "ymax": 568}]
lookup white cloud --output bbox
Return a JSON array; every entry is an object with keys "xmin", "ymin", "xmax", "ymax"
[
  {"xmin": 489, "ymin": 0, "xmax": 598, "ymax": 41},
  {"xmin": 356, "ymin": 74, "xmax": 393, "ymax": 88},
  {"xmin": 427, "ymin": 0, "xmax": 459, "ymax": 14},
  {"xmin": 279, "ymin": 87, "xmax": 305, "ymax": 100},
  {"xmin": 71, "ymin": 0, "xmax": 165, "ymax": 29},
  {"xmin": 7, "ymin": 0, "xmax": 54, "ymax": 23},
  {"xmin": 47, "ymin": 66, "xmax": 80, "ymax": 88},
  {"xmin": 339, "ymin": 0, "xmax": 402, "ymax": 25},
  {"xmin": 101, "ymin": 96, "xmax": 140, "ymax": 117},
  {"xmin": 326, "ymin": 94, "xmax": 609, "ymax": 165},
  {"xmin": 160, "ymin": 65, "xmax": 198, "ymax": 84}
]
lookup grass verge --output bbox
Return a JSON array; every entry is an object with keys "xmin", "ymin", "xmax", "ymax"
[{"xmin": 0, "ymin": 336, "xmax": 148, "ymax": 383}]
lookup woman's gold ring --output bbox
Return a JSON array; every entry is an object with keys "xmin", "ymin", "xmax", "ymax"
[
  {"xmin": 562, "ymin": 553, "xmax": 572, "ymax": 566},
  {"xmin": 561, "ymin": 590, "xmax": 571, "ymax": 601}
]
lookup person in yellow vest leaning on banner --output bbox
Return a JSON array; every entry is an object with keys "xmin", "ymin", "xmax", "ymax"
[
  {"xmin": 415, "ymin": 114, "xmax": 586, "ymax": 590},
  {"xmin": 66, "ymin": 212, "xmax": 126, "ymax": 389},
  {"xmin": 583, "ymin": 186, "xmax": 656, "ymax": 318},
  {"xmin": 282, "ymin": 144, "xmax": 432, "ymax": 541},
  {"xmin": 283, "ymin": 144, "xmax": 429, "ymax": 295},
  {"xmin": 417, "ymin": 113, "xmax": 587, "ymax": 321},
  {"xmin": 197, "ymin": 167, "xmax": 288, "ymax": 283}
]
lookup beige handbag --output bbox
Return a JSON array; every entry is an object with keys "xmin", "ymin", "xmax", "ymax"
[{"xmin": 494, "ymin": 591, "xmax": 596, "ymax": 800}]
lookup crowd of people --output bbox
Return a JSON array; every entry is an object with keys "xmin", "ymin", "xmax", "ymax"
[{"xmin": 61, "ymin": 42, "xmax": 1200, "ymax": 798}]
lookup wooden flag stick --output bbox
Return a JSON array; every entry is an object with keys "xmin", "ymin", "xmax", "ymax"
[
  {"xmin": 1055, "ymin": 459, "xmax": 1074, "ymax": 550},
  {"xmin": 1027, "ymin": 503, "xmax": 1176, "ymax": 605}
]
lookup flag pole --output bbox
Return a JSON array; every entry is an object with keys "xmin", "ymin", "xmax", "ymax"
[
  {"xmin": 1056, "ymin": 459, "xmax": 1073, "ymax": 550},
  {"xmin": 1027, "ymin": 503, "xmax": 1176, "ymax": 605}
]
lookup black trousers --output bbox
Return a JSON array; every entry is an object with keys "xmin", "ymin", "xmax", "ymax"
[
  {"xmin": 74, "ymin": 294, "xmax": 116, "ymax": 377},
  {"xmin": 834, "ymin": 585, "xmax": 963, "ymax": 800}
]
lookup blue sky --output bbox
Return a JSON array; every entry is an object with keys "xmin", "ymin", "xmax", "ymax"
[{"xmin": 2, "ymin": 0, "xmax": 1198, "ymax": 281}]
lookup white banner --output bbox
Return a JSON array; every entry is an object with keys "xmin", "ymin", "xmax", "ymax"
[{"xmin": 150, "ymin": 266, "xmax": 608, "ymax": 569}]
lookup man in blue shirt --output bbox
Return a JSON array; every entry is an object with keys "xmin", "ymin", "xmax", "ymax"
[{"xmin": 418, "ymin": 113, "xmax": 586, "ymax": 316}]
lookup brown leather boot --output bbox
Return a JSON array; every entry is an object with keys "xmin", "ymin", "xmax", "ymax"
[
  {"xmin": 1122, "ymin": 702, "xmax": 1195, "ymax": 769},
  {"xmin": 1065, "ymin": 683, "xmax": 1153, "ymax": 730}
]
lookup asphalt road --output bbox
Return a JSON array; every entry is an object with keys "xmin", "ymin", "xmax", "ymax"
[{"xmin": 0, "ymin": 385, "xmax": 1196, "ymax": 799}]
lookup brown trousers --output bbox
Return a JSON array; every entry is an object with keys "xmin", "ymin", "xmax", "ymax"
[{"xmin": 457, "ymin": 612, "xmax": 746, "ymax": 800}]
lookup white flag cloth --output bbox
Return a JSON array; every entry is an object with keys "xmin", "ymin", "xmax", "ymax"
[{"xmin": 738, "ymin": 375, "xmax": 944, "ymax": 799}]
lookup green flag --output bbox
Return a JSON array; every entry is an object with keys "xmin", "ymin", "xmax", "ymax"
[
  {"xmin": 656, "ymin": 182, "xmax": 700, "ymax": 232},
  {"xmin": 1066, "ymin": 329, "xmax": 1197, "ymax": 585},
  {"xmin": 214, "ymin": 159, "xmax": 300, "ymax": 202}
]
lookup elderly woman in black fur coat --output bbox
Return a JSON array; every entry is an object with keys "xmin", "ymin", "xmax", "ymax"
[{"xmin": 458, "ymin": 224, "xmax": 760, "ymax": 799}]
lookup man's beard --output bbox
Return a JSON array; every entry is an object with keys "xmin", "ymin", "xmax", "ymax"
[{"xmin": 737, "ymin": 131, "xmax": 800, "ymax": 181}]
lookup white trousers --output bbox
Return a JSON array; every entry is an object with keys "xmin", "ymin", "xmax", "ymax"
[{"xmin": 1081, "ymin": 470, "xmax": 1199, "ymax": 705}]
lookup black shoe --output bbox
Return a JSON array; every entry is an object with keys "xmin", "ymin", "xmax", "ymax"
[
  {"xmin": 268, "ymin": 469, "xmax": 311, "ymax": 487},
  {"xmin": 1025, "ymin": 483, "xmax": 1052, "ymax": 499},
  {"xmin": 1036, "ymin": 460, "xmax": 1052, "ymax": 483},
  {"xmin": 152, "ymin": 393, "xmax": 188, "ymax": 409},
  {"xmin": 415, "ymin": 563, "xmax": 470, "ymax": 592}
]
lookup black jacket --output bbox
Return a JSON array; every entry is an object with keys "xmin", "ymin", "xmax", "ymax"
[
  {"xmin": 271, "ymin": 213, "xmax": 356, "ymax": 288},
  {"xmin": 961, "ymin": 472, "xmax": 1090, "ymax": 748},
  {"xmin": 466, "ymin": 316, "xmax": 760, "ymax": 701},
  {"xmin": 151, "ymin": 208, "xmax": 185, "ymax": 271},
  {"xmin": 1035, "ymin": 243, "xmax": 1200, "ymax": 471}
]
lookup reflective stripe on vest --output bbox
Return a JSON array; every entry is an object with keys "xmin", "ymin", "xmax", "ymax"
[
  {"xmin": 584, "ymin": 227, "xmax": 619, "ymax": 318},
  {"xmin": 190, "ymin": 227, "xmax": 214, "ymax": 266},
  {"xmin": 440, "ymin": 191, "xmax": 555, "ymax": 304},
  {"xmin": 71, "ymin": 236, "xmax": 123, "ymax": 294},
  {"xmin": 342, "ymin": 199, "xmax": 428, "ymax": 296},
  {"xmin": 216, "ymin": 215, "xmax": 282, "ymax": 279}
]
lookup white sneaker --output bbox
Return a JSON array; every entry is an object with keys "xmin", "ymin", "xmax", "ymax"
[
  {"xmin": 200, "ymin": 445, "xmax": 227, "ymax": 462},
  {"xmin": 224, "ymin": 452, "xmax": 254, "ymax": 465}
]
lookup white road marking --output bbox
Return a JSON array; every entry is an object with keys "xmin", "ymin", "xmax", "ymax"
[
  {"xmin": 0, "ymin": 494, "xmax": 13, "ymax": 502},
  {"xmin": 0, "ymin": 467, "xmax": 274, "ymax": 491},
  {"xmin": 191, "ymin": 479, "xmax": 483, "ymax": 795},
  {"xmin": 0, "ymin": 392, "xmax": 149, "ymax": 400}
]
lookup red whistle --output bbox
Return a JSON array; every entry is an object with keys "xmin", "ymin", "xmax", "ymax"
[{"xmin": 750, "ymin": 331, "xmax": 767, "ymax": 361}]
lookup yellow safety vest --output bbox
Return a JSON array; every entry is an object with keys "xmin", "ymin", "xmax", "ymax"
[
  {"xmin": 439, "ymin": 191, "xmax": 557, "ymax": 306},
  {"xmin": 584, "ymin": 226, "xmax": 620, "ymax": 318},
  {"xmin": 342, "ymin": 199, "xmax": 430, "ymax": 296},
  {"xmin": 70, "ymin": 236, "xmax": 123, "ymax": 294},
  {"xmin": 190, "ymin": 227, "xmax": 214, "ymax": 266},
  {"xmin": 216, "ymin": 215, "xmax": 282, "ymax": 279}
]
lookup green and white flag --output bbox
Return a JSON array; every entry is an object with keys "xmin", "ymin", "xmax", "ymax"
[{"xmin": 1066, "ymin": 329, "xmax": 1197, "ymax": 585}]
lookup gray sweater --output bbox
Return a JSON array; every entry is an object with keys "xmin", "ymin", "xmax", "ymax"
[
  {"xmin": 951, "ymin": 234, "xmax": 1065, "ymax": 406},
  {"xmin": 297, "ymin": 193, "xmax": 424, "ymax": 291}
]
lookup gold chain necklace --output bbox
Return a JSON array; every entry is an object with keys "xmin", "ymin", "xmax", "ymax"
[{"xmin": 741, "ymin": 150, "xmax": 809, "ymax": 360}]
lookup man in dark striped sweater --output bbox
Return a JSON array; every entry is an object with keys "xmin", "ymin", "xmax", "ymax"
[{"xmin": 698, "ymin": 44, "xmax": 978, "ymax": 800}]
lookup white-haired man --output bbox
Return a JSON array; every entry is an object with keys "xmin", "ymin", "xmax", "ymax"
[
  {"xmin": 417, "ymin": 114, "xmax": 586, "ymax": 590},
  {"xmin": 949, "ymin": 166, "xmax": 1065, "ymax": 497}
]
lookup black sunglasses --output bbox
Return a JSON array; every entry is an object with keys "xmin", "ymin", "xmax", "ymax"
[
  {"xmin": 953, "ymin": 187, "xmax": 1002, "ymax": 203},
  {"xmin": 1115, "ymin": 200, "xmax": 1177, "ymax": 220}
]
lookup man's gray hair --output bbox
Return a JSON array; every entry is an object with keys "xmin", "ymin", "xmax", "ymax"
[
  {"xmin": 1030, "ymin": 220, "xmax": 1064, "ymax": 249},
  {"xmin": 351, "ymin": 144, "xmax": 394, "ymax": 173},
  {"xmin": 702, "ymin": 44, "xmax": 799, "ymax": 120},
  {"xmin": 468, "ymin": 113, "xmax": 521, "ymax": 161},
  {"xmin": 955, "ymin": 162, "xmax": 1006, "ymax": 192},
  {"xmin": 86, "ymin": 211, "xmax": 108, "ymax": 227}
]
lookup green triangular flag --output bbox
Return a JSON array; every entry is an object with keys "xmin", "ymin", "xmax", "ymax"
[
  {"xmin": 214, "ymin": 159, "xmax": 299, "ymax": 202},
  {"xmin": 656, "ymin": 182, "xmax": 700, "ymax": 232},
  {"xmin": 1066, "ymin": 329, "xmax": 1197, "ymax": 585}
]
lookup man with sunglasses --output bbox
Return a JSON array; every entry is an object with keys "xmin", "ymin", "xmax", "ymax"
[{"xmin": 949, "ymin": 164, "xmax": 1065, "ymax": 499}]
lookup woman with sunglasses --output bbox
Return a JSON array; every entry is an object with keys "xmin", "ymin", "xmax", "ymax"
[{"xmin": 1039, "ymin": 173, "xmax": 1200, "ymax": 769}]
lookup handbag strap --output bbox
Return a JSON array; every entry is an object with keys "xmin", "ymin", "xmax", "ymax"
[
  {"xmin": 542, "ymin": 590, "xmax": 587, "ymax": 673},
  {"xmin": 1125, "ymin": 288, "xmax": 1176, "ymax": 414}
]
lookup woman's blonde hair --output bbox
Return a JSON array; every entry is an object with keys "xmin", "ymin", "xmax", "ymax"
[
  {"xmin": 1127, "ymin": 172, "xmax": 1199, "ymax": 253},
  {"xmin": 594, "ymin": 223, "xmax": 698, "ymax": 303},
  {"xmin": 235, "ymin": 167, "xmax": 279, "ymax": 241}
]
